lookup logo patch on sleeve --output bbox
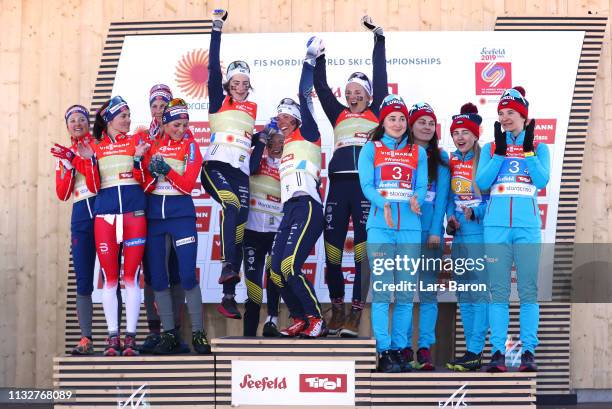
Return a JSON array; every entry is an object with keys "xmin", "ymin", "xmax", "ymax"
[{"xmin": 176, "ymin": 236, "xmax": 196, "ymax": 247}]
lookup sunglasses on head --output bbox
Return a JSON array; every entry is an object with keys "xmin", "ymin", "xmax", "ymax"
[
  {"xmin": 167, "ymin": 98, "xmax": 187, "ymax": 108},
  {"xmin": 348, "ymin": 72, "xmax": 368, "ymax": 81},
  {"xmin": 278, "ymin": 98, "xmax": 298, "ymax": 106},
  {"xmin": 502, "ymin": 88, "xmax": 527, "ymax": 103},
  {"xmin": 228, "ymin": 60, "xmax": 250, "ymax": 72}
]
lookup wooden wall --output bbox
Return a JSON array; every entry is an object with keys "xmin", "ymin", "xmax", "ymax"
[{"xmin": 0, "ymin": 0, "xmax": 610, "ymax": 390}]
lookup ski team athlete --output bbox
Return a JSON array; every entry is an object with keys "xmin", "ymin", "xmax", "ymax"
[
  {"xmin": 242, "ymin": 121, "xmax": 283, "ymax": 337},
  {"xmin": 445, "ymin": 103, "xmax": 490, "ymax": 372},
  {"xmin": 313, "ymin": 15, "xmax": 388, "ymax": 338},
  {"xmin": 358, "ymin": 95, "xmax": 428, "ymax": 372},
  {"xmin": 136, "ymin": 84, "xmax": 187, "ymax": 354},
  {"xmin": 201, "ymin": 9, "xmax": 258, "ymax": 319},
  {"xmin": 404, "ymin": 102, "xmax": 450, "ymax": 370},
  {"xmin": 476, "ymin": 86, "xmax": 550, "ymax": 372},
  {"xmin": 51, "ymin": 105, "xmax": 98, "ymax": 355},
  {"xmin": 268, "ymin": 36, "xmax": 327, "ymax": 338},
  {"xmin": 134, "ymin": 98, "xmax": 211, "ymax": 354},
  {"xmin": 85, "ymin": 96, "xmax": 150, "ymax": 356}
]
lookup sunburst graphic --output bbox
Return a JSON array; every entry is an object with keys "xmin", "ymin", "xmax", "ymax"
[{"xmin": 176, "ymin": 49, "xmax": 211, "ymax": 100}]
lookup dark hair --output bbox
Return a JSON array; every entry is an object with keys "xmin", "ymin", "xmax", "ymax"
[
  {"xmin": 222, "ymin": 80, "xmax": 254, "ymax": 105},
  {"xmin": 368, "ymin": 123, "xmax": 413, "ymax": 145},
  {"xmin": 93, "ymin": 100, "xmax": 110, "ymax": 141},
  {"xmin": 412, "ymin": 128, "xmax": 447, "ymax": 182}
]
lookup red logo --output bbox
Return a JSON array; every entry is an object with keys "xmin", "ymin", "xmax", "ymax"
[
  {"xmin": 191, "ymin": 181, "xmax": 210, "ymax": 199},
  {"xmin": 239, "ymin": 374, "xmax": 287, "ymax": 391},
  {"xmin": 195, "ymin": 205, "xmax": 212, "ymax": 232},
  {"xmin": 190, "ymin": 121, "xmax": 211, "ymax": 147},
  {"xmin": 302, "ymin": 263, "xmax": 317, "ymax": 284},
  {"xmin": 319, "ymin": 177, "xmax": 328, "ymax": 202},
  {"xmin": 211, "ymin": 234, "xmax": 221, "ymax": 260},
  {"xmin": 475, "ymin": 62, "xmax": 512, "ymax": 96},
  {"xmin": 299, "ymin": 374, "xmax": 347, "ymax": 393},
  {"xmin": 539, "ymin": 204, "xmax": 548, "ymax": 229},
  {"xmin": 538, "ymin": 187, "xmax": 547, "ymax": 197},
  {"xmin": 176, "ymin": 49, "xmax": 214, "ymax": 100},
  {"xmin": 534, "ymin": 119, "xmax": 556, "ymax": 144}
]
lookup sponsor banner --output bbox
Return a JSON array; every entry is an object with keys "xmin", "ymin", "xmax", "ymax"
[
  {"xmin": 231, "ymin": 360, "xmax": 355, "ymax": 406},
  {"xmin": 89, "ymin": 30, "xmax": 583, "ymax": 303}
]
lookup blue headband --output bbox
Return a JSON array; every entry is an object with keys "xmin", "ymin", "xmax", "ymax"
[
  {"xmin": 65, "ymin": 105, "xmax": 90, "ymax": 124},
  {"xmin": 162, "ymin": 105, "xmax": 189, "ymax": 124},
  {"xmin": 103, "ymin": 96, "xmax": 129, "ymax": 123}
]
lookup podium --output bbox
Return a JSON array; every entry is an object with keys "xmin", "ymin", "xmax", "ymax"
[{"xmin": 53, "ymin": 337, "xmax": 536, "ymax": 408}]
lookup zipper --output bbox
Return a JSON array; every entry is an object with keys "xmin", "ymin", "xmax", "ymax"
[
  {"xmin": 396, "ymin": 202, "xmax": 400, "ymax": 230},
  {"xmin": 117, "ymin": 185, "xmax": 123, "ymax": 213},
  {"xmin": 86, "ymin": 197, "xmax": 93, "ymax": 219},
  {"xmin": 509, "ymin": 197, "xmax": 513, "ymax": 228}
]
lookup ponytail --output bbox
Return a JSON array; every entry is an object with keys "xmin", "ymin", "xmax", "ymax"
[{"xmin": 93, "ymin": 100, "xmax": 110, "ymax": 141}]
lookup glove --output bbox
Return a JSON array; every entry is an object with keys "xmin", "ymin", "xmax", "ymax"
[
  {"xmin": 147, "ymin": 160, "xmax": 159, "ymax": 178},
  {"xmin": 305, "ymin": 36, "xmax": 325, "ymax": 65},
  {"xmin": 50, "ymin": 143, "xmax": 75, "ymax": 162},
  {"xmin": 151, "ymin": 156, "xmax": 171, "ymax": 176},
  {"xmin": 493, "ymin": 121, "xmax": 507, "ymax": 156},
  {"xmin": 361, "ymin": 15, "xmax": 384, "ymax": 36},
  {"xmin": 212, "ymin": 9, "xmax": 228, "ymax": 32},
  {"xmin": 523, "ymin": 119, "xmax": 536, "ymax": 153},
  {"xmin": 262, "ymin": 118, "xmax": 280, "ymax": 141}
]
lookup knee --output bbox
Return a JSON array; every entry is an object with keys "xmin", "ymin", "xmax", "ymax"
[
  {"xmin": 324, "ymin": 240, "xmax": 342, "ymax": 265},
  {"xmin": 269, "ymin": 270, "xmax": 284, "ymax": 288}
]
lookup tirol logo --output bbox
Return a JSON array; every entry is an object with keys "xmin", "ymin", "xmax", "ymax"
[
  {"xmin": 299, "ymin": 374, "xmax": 347, "ymax": 393},
  {"xmin": 176, "ymin": 49, "xmax": 223, "ymax": 100},
  {"xmin": 239, "ymin": 374, "xmax": 287, "ymax": 391},
  {"xmin": 475, "ymin": 61, "xmax": 512, "ymax": 96}
]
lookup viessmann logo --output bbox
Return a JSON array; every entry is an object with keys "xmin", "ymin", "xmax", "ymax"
[{"xmin": 299, "ymin": 374, "xmax": 347, "ymax": 393}]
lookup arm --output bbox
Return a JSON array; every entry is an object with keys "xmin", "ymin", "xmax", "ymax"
[
  {"xmin": 166, "ymin": 140, "xmax": 204, "ymax": 195},
  {"xmin": 525, "ymin": 143, "xmax": 550, "ymax": 188},
  {"xmin": 472, "ymin": 197, "xmax": 487, "ymax": 222},
  {"xmin": 298, "ymin": 62, "xmax": 320, "ymax": 142},
  {"xmin": 84, "ymin": 155, "xmax": 100, "ymax": 194},
  {"xmin": 475, "ymin": 142, "xmax": 504, "ymax": 190},
  {"xmin": 55, "ymin": 159, "xmax": 75, "ymax": 201},
  {"xmin": 208, "ymin": 30, "xmax": 225, "ymax": 114},
  {"xmin": 358, "ymin": 141, "xmax": 387, "ymax": 209},
  {"xmin": 134, "ymin": 153, "xmax": 157, "ymax": 193},
  {"xmin": 429, "ymin": 150, "xmax": 450, "ymax": 232},
  {"xmin": 446, "ymin": 177, "xmax": 456, "ymax": 220},
  {"xmin": 370, "ymin": 33, "xmax": 388, "ymax": 116},
  {"xmin": 249, "ymin": 132, "xmax": 266, "ymax": 174},
  {"xmin": 413, "ymin": 145, "xmax": 428, "ymax": 207},
  {"xmin": 313, "ymin": 55, "xmax": 345, "ymax": 124}
]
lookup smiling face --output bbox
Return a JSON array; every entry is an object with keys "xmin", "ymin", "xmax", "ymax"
[
  {"xmin": 150, "ymin": 100, "xmax": 168, "ymax": 122},
  {"xmin": 498, "ymin": 108, "xmax": 526, "ymax": 135},
  {"xmin": 452, "ymin": 128, "xmax": 478, "ymax": 154},
  {"xmin": 344, "ymin": 82, "xmax": 371, "ymax": 113},
  {"xmin": 276, "ymin": 113, "xmax": 298, "ymax": 137},
  {"xmin": 228, "ymin": 73, "xmax": 250, "ymax": 102},
  {"xmin": 107, "ymin": 110, "xmax": 131, "ymax": 136},
  {"xmin": 164, "ymin": 118, "xmax": 189, "ymax": 141},
  {"xmin": 267, "ymin": 133, "xmax": 284, "ymax": 159},
  {"xmin": 383, "ymin": 112, "xmax": 407, "ymax": 139},
  {"xmin": 67, "ymin": 113, "xmax": 89, "ymax": 139},
  {"xmin": 411, "ymin": 115, "xmax": 436, "ymax": 145}
]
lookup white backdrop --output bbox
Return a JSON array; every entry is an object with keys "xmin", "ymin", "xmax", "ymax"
[{"xmin": 91, "ymin": 31, "xmax": 583, "ymax": 303}]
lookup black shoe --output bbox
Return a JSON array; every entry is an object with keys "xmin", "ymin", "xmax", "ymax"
[
  {"xmin": 217, "ymin": 296, "xmax": 242, "ymax": 319},
  {"xmin": 486, "ymin": 350, "xmax": 508, "ymax": 373},
  {"xmin": 153, "ymin": 331, "xmax": 182, "ymax": 355},
  {"xmin": 138, "ymin": 332, "xmax": 161, "ymax": 354},
  {"xmin": 262, "ymin": 320, "xmax": 281, "ymax": 337},
  {"xmin": 447, "ymin": 351, "xmax": 482, "ymax": 372},
  {"xmin": 519, "ymin": 351, "xmax": 537, "ymax": 372},
  {"xmin": 377, "ymin": 350, "xmax": 401, "ymax": 373},
  {"xmin": 192, "ymin": 330, "xmax": 212, "ymax": 354},
  {"xmin": 391, "ymin": 349, "xmax": 411, "ymax": 372},
  {"xmin": 218, "ymin": 263, "xmax": 240, "ymax": 285}
]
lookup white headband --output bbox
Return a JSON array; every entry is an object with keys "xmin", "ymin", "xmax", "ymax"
[
  {"xmin": 277, "ymin": 101, "xmax": 301, "ymax": 124},
  {"xmin": 347, "ymin": 77, "xmax": 372, "ymax": 96}
]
